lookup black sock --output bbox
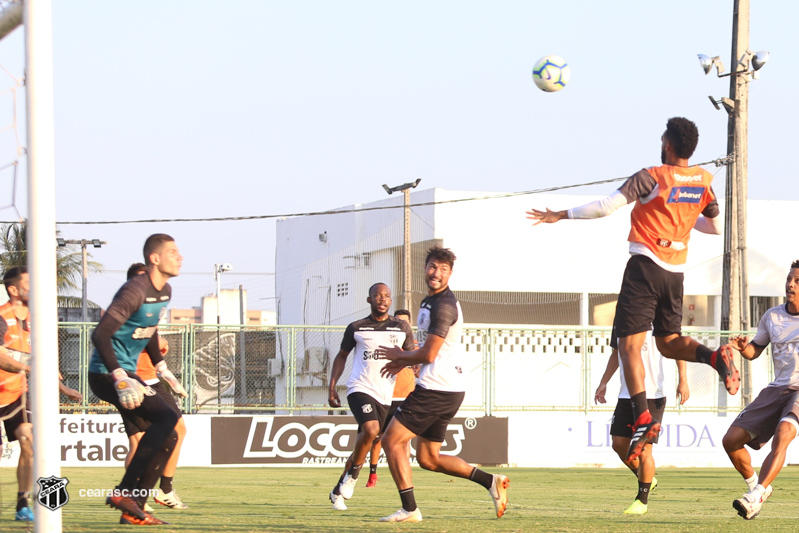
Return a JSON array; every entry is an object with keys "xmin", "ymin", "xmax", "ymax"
[
  {"xmin": 469, "ymin": 467, "xmax": 494, "ymax": 490},
  {"xmin": 625, "ymin": 461, "xmax": 639, "ymax": 477},
  {"xmin": 332, "ymin": 474, "xmax": 345, "ymax": 495},
  {"xmin": 370, "ymin": 463, "xmax": 378, "ymax": 475},
  {"xmin": 637, "ymin": 481, "xmax": 652, "ymax": 505},
  {"xmin": 160, "ymin": 476, "xmax": 173, "ymax": 494},
  {"xmin": 348, "ymin": 463, "xmax": 363, "ymax": 480},
  {"xmin": 399, "ymin": 487, "xmax": 417, "ymax": 512},
  {"xmin": 630, "ymin": 393, "xmax": 649, "ymax": 421},
  {"xmin": 16, "ymin": 492, "xmax": 27, "ymax": 512},
  {"xmin": 695, "ymin": 345, "xmax": 713, "ymax": 365}
]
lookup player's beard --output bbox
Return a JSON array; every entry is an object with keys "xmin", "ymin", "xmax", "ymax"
[{"xmin": 660, "ymin": 149, "xmax": 666, "ymax": 164}]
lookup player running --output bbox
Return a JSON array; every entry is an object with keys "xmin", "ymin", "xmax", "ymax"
[
  {"xmin": 528, "ymin": 117, "xmax": 738, "ymax": 462},
  {"xmin": 365, "ymin": 309, "xmax": 417, "ymax": 488},
  {"xmin": 376, "ymin": 246, "xmax": 509, "ymax": 523},
  {"xmin": 327, "ymin": 283, "xmax": 414, "ymax": 511},
  {"xmin": 723, "ymin": 261, "xmax": 799, "ymax": 520},
  {"xmin": 595, "ymin": 328, "xmax": 688, "ymax": 514},
  {"xmin": 89, "ymin": 234, "xmax": 185, "ymax": 526}
]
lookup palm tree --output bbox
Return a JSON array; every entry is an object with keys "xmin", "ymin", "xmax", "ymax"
[{"xmin": 0, "ymin": 221, "xmax": 103, "ymax": 307}]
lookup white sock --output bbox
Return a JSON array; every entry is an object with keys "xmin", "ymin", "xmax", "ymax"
[
  {"xmin": 745, "ymin": 474, "xmax": 758, "ymax": 492},
  {"xmin": 751, "ymin": 484, "xmax": 766, "ymax": 498}
]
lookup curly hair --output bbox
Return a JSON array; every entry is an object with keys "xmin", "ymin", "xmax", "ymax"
[
  {"xmin": 425, "ymin": 246, "xmax": 457, "ymax": 269},
  {"xmin": 792, "ymin": 259, "xmax": 799, "ymax": 269},
  {"xmin": 664, "ymin": 117, "xmax": 699, "ymax": 159}
]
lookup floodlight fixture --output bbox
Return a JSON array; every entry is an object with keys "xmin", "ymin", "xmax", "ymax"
[
  {"xmin": 752, "ymin": 50, "xmax": 769, "ymax": 71},
  {"xmin": 698, "ymin": 54, "xmax": 725, "ymax": 76},
  {"xmin": 382, "ymin": 179, "xmax": 421, "ymax": 195}
]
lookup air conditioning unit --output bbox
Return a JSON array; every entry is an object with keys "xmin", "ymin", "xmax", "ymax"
[{"xmin": 267, "ymin": 358, "xmax": 283, "ymax": 377}]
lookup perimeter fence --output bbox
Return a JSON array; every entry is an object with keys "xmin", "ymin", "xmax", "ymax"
[{"xmin": 52, "ymin": 323, "xmax": 768, "ymax": 417}]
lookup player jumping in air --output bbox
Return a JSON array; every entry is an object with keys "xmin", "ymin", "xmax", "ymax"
[
  {"xmin": 723, "ymin": 261, "xmax": 799, "ymax": 520},
  {"xmin": 376, "ymin": 246, "xmax": 509, "ymax": 523},
  {"xmin": 327, "ymin": 283, "xmax": 415, "ymax": 511},
  {"xmin": 89, "ymin": 234, "xmax": 185, "ymax": 526},
  {"xmin": 528, "ymin": 117, "xmax": 738, "ymax": 462},
  {"xmin": 595, "ymin": 328, "xmax": 688, "ymax": 514}
]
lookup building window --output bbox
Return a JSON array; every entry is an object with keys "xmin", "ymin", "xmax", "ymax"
[{"xmin": 337, "ymin": 283, "xmax": 349, "ymax": 297}]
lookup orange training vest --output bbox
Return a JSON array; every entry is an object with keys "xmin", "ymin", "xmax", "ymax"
[
  {"xmin": 627, "ymin": 165, "xmax": 715, "ymax": 266},
  {"xmin": 0, "ymin": 302, "xmax": 28, "ymax": 404}
]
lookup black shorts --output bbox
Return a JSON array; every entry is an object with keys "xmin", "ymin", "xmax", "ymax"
[
  {"xmin": 393, "ymin": 386, "xmax": 465, "ymax": 443},
  {"xmin": 610, "ymin": 397, "xmax": 667, "ymax": 442},
  {"xmin": 383, "ymin": 399, "xmax": 404, "ymax": 432},
  {"xmin": 88, "ymin": 371, "xmax": 181, "ymax": 438},
  {"xmin": 614, "ymin": 255, "xmax": 684, "ymax": 338},
  {"xmin": 120, "ymin": 381, "xmax": 182, "ymax": 437},
  {"xmin": 0, "ymin": 394, "xmax": 30, "ymax": 442},
  {"xmin": 347, "ymin": 392, "xmax": 390, "ymax": 433}
]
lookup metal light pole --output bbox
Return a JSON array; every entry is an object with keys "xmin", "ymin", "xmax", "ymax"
[
  {"xmin": 382, "ymin": 179, "xmax": 421, "ymax": 312},
  {"xmin": 214, "ymin": 262, "xmax": 232, "ymax": 413},
  {"xmin": 698, "ymin": 0, "xmax": 769, "ymax": 405},
  {"xmin": 57, "ymin": 238, "xmax": 106, "ymax": 321}
]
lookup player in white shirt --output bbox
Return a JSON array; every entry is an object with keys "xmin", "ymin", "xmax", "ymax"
[
  {"xmin": 595, "ymin": 329, "xmax": 688, "ymax": 515},
  {"xmin": 375, "ymin": 246, "xmax": 509, "ymax": 523},
  {"xmin": 327, "ymin": 283, "xmax": 414, "ymax": 511},
  {"xmin": 724, "ymin": 261, "xmax": 799, "ymax": 520}
]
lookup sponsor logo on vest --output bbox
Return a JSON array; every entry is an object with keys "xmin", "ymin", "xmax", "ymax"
[
  {"xmin": 674, "ymin": 174, "xmax": 704, "ymax": 183},
  {"xmin": 667, "ymin": 186, "xmax": 704, "ymax": 204}
]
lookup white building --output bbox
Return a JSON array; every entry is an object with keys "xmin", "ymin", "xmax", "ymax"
[{"xmin": 276, "ymin": 187, "xmax": 795, "ymax": 329}]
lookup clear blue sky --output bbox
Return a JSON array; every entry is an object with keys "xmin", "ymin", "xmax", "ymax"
[{"xmin": 0, "ymin": 0, "xmax": 794, "ymax": 311}]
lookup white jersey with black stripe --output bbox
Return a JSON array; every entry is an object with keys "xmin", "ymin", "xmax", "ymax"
[
  {"xmin": 416, "ymin": 287, "xmax": 465, "ymax": 393},
  {"xmin": 340, "ymin": 315, "xmax": 415, "ymax": 405}
]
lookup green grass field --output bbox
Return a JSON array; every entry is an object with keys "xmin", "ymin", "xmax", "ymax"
[{"xmin": 3, "ymin": 466, "xmax": 799, "ymax": 532}]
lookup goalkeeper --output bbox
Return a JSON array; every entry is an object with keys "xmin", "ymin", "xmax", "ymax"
[{"xmin": 88, "ymin": 234, "xmax": 186, "ymax": 526}]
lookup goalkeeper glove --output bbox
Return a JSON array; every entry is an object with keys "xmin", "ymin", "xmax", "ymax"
[
  {"xmin": 111, "ymin": 368, "xmax": 145, "ymax": 410},
  {"xmin": 155, "ymin": 361, "xmax": 188, "ymax": 398}
]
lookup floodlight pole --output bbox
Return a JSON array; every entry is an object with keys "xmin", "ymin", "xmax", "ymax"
[
  {"xmin": 720, "ymin": 0, "xmax": 752, "ymax": 404},
  {"xmin": 383, "ymin": 180, "xmax": 421, "ymax": 313},
  {"xmin": 402, "ymin": 187, "xmax": 412, "ymax": 312},
  {"xmin": 25, "ymin": 0, "xmax": 62, "ymax": 530},
  {"xmin": 57, "ymin": 239, "xmax": 106, "ymax": 322}
]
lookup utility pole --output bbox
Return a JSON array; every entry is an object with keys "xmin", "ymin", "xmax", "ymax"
[
  {"xmin": 57, "ymin": 238, "xmax": 106, "ymax": 321},
  {"xmin": 383, "ymin": 179, "xmax": 421, "ymax": 313},
  {"xmin": 699, "ymin": 0, "xmax": 769, "ymax": 407},
  {"xmin": 720, "ymin": 0, "xmax": 750, "ymax": 335}
]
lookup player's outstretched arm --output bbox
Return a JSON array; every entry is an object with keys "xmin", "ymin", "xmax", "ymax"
[
  {"xmin": 730, "ymin": 335, "xmax": 764, "ymax": 361},
  {"xmin": 327, "ymin": 349, "xmax": 349, "ymax": 407},
  {"xmin": 526, "ymin": 208, "xmax": 567, "ymax": 225}
]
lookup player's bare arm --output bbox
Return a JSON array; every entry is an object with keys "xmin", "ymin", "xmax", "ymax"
[
  {"xmin": 676, "ymin": 360, "xmax": 689, "ymax": 405},
  {"xmin": 0, "ymin": 347, "xmax": 29, "ymax": 373},
  {"xmin": 594, "ymin": 348, "xmax": 620, "ymax": 405},
  {"xmin": 327, "ymin": 348, "xmax": 350, "ymax": 407},
  {"xmin": 729, "ymin": 335, "xmax": 765, "ymax": 361},
  {"xmin": 526, "ymin": 208, "xmax": 567, "ymax": 225}
]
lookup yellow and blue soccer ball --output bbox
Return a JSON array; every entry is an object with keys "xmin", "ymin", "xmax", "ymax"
[{"xmin": 532, "ymin": 55, "xmax": 570, "ymax": 92}]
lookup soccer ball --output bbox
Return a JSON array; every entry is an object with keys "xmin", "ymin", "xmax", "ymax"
[{"xmin": 532, "ymin": 55, "xmax": 570, "ymax": 92}]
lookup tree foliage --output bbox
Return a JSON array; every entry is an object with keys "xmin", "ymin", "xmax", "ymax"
[{"xmin": 0, "ymin": 221, "xmax": 103, "ymax": 307}]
